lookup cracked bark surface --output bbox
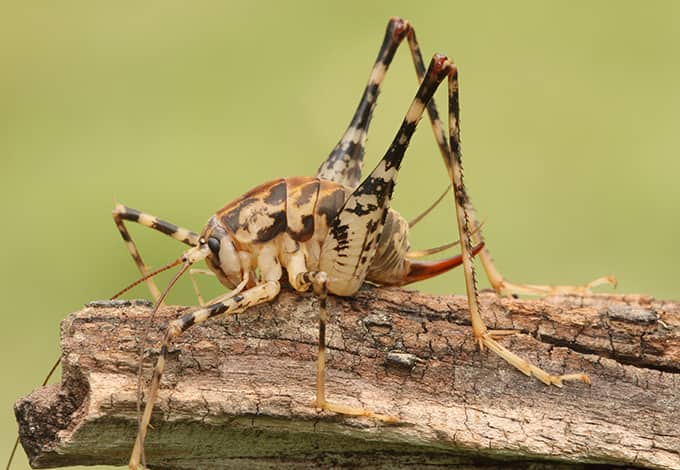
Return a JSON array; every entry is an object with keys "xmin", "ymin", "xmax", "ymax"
[{"xmin": 13, "ymin": 287, "xmax": 680, "ymax": 469}]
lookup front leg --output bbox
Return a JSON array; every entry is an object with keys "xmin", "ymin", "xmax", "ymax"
[
  {"xmin": 113, "ymin": 204, "xmax": 200, "ymax": 301},
  {"xmin": 129, "ymin": 280, "xmax": 280, "ymax": 470}
]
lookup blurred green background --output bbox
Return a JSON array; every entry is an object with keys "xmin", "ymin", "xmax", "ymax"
[{"xmin": 1, "ymin": 1, "xmax": 678, "ymax": 468}]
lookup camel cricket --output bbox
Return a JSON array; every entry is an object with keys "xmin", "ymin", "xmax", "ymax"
[{"xmin": 102, "ymin": 18, "xmax": 613, "ymax": 470}]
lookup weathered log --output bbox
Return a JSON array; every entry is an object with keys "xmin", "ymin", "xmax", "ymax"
[{"xmin": 13, "ymin": 287, "xmax": 680, "ymax": 469}]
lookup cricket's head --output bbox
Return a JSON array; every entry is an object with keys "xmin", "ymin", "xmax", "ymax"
[
  {"xmin": 180, "ymin": 241, "xmax": 210, "ymax": 265},
  {"xmin": 200, "ymin": 216, "xmax": 244, "ymax": 290},
  {"xmin": 110, "ymin": 215, "xmax": 246, "ymax": 302}
]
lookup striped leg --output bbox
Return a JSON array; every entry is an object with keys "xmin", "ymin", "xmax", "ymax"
[
  {"xmin": 319, "ymin": 56, "xmax": 452, "ymax": 297},
  {"xmin": 113, "ymin": 203, "xmax": 200, "ymax": 301},
  {"xmin": 446, "ymin": 66, "xmax": 590, "ymax": 386},
  {"xmin": 128, "ymin": 280, "xmax": 280, "ymax": 470},
  {"xmin": 316, "ymin": 17, "xmax": 455, "ymax": 191},
  {"xmin": 317, "ymin": 16, "xmax": 409, "ymax": 188}
]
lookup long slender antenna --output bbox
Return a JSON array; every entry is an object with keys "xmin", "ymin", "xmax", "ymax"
[
  {"xmin": 111, "ymin": 258, "xmax": 183, "ymax": 300},
  {"xmin": 135, "ymin": 261, "xmax": 191, "ymax": 468}
]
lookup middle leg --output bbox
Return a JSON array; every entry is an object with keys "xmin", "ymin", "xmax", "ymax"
[{"xmin": 290, "ymin": 264, "xmax": 395, "ymax": 421}]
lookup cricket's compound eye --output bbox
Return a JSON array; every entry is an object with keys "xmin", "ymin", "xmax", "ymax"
[{"xmin": 207, "ymin": 236, "xmax": 220, "ymax": 255}]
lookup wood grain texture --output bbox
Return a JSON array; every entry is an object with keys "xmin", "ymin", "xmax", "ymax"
[{"xmin": 14, "ymin": 287, "xmax": 680, "ymax": 469}]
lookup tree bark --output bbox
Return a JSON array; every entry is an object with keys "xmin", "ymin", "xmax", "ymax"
[{"xmin": 13, "ymin": 287, "xmax": 680, "ymax": 469}]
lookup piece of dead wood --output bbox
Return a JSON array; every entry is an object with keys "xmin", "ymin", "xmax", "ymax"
[{"xmin": 13, "ymin": 287, "xmax": 680, "ymax": 469}]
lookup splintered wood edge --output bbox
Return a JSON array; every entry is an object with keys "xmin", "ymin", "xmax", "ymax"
[{"xmin": 13, "ymin": 287, "xmax": 680, "ymax": 469}]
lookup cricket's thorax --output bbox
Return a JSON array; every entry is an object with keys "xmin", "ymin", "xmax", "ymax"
[{"xmin": 200, "ymin": 176, "xmax": 413, "ymax": 295}]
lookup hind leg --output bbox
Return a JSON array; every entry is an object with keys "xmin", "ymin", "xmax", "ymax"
[{"xmin": 445, "ymin": 63, "xmax": 591, "ymax": 386}]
